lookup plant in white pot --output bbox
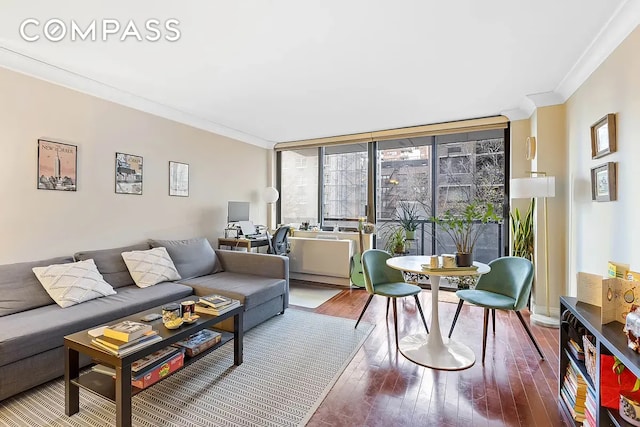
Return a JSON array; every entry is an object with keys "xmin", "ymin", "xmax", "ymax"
[
  {"xmin": 431, "ymin": 201, "xmax": 500, "ymax": 267},
  {"xmin": 396, "ymin": 201, "xmax": 421, "ymax": 240}
]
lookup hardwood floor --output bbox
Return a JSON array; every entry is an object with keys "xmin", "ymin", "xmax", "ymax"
[{"xmin": 297, "ymin": 286, "xmax": 565, "ymax": 427}]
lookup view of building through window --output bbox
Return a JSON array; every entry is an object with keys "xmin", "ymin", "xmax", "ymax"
[{"xmin": 277, "ymin": 129, "xmax": 506, "ymax": 262}]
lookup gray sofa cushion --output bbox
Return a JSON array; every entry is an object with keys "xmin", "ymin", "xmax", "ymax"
[
  {"xmin": 179, "ymin": 272, "xmax": 286, "ymax": 310},
  {"xmin": 74, "ymin": 243, "xmax": 150, "ymax": 288},
  {"xmin": 0, "ymin": 256, "xmax": 73, "ymax": 317},
  {"xmin": 0, "ymin": 282, "xmax": 193, "ymax": 367},
  {"xmin": 149, "ymin": 237, "xmax": 222, "ymax": 279}
]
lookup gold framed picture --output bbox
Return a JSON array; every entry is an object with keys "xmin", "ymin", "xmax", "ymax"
[
  {"xmin": 590, "ymin": 162, "xmax": 617, "ymax": 202},
  {"xmin": 590, "ymin": 113, "xmax": 616, "ymax": 159}
]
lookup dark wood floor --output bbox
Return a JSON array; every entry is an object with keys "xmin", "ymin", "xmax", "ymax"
[{"xmin": 295, "ymin": 286, "xmax": 565, "ymax": 427}]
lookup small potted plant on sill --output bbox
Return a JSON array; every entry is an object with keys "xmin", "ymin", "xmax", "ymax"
[
  {"xmin": 431, "ymin": 201, "xmax": 500, "ymax": 267},
  {"xmin": 383, "ymin": 226, "xmax": 410, "ymax": 256},
  {"xmin": 396, "ymin": 201, "xmax": 421, "ymax": 240}
]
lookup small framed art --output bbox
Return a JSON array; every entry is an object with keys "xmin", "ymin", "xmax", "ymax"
[
  {"xmin": 590, "ymin": 113, "xmax": 616, "ymax": 159},
  {"xmin": 169, "ymin": 161, "xmax": 189, "ymax": 197},
  {"xmin": 591, "ymin": 162, "xmax": 617, "ymax": 202},
  {"xmin": 37, "ymin": 139, "xmax": 77, "ymax": 191},
  {"xmin": 115, "ymin": 152, "xmax": 143, "ymax": 195}
]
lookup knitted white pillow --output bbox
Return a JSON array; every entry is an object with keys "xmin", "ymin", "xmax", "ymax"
[
  {"xmin": 121, "ymin": 247, "xmax": 181, "ymax": 288},
  {"xmin": 32, "ymin": 259, "xmax": 116, "ymax": 308}
]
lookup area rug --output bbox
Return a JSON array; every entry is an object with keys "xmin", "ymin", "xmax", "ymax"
[
  {"xmin": 289, "ymin": 282, "xmax": 342, "ymax": 308},
  {"xmin": 0, "ymin": 310, "xmax": 374, "ymax": 427}
]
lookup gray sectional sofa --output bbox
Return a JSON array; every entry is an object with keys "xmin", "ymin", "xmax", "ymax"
[{"xmin": 0, "ymin": 238, "xmax": 289, "ymax": 401}]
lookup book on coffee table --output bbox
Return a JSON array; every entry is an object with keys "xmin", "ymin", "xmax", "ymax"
[
  {"xmin": 104, "ymin": 320, "xmax": 152, "ymax": 342},
  {"xmin": 199, "ymin": 294, "xmax": 233, "ymax": 309},
  {"xmin": 195, "ymin": 300, "xmax": 240, "ymax": 316}
]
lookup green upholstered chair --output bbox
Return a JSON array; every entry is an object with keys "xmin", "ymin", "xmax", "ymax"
[
  {"xmin": 447, "ymin": 256, "xmax": 544, "ymax": 364},
  {"xmin": 355, "ymin": 249, "xmax": 429, "ymax": 349}
]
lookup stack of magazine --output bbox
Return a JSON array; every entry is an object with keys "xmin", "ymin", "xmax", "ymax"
[
  {"xmin": 195, "ymin": 294, "xmax": 240, "ymax": 315},
  {"xmin": 90, "ymin": 321, "xmax": 162, "ymax": 357}
]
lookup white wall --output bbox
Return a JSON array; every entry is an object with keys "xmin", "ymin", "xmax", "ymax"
[
  {"xmin": 0, "ymin": 67, "xmax": 268, "ymax": 264},
  {"xmin": 566, "ymin": 26, "xmax": 640, "ymax": 294}
]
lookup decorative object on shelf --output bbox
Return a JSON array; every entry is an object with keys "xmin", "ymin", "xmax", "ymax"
[
  {"xmin": 431, "ymin": 201, "xmax": 499, "ymax": 267},
  {"xmin": 590, "ymin": 113, "xmax": 616, "ymax": 159},
  {"xmin": 169, "ymin": 161, "xmax": 189, "ymax": 197},
  {"xmin": 37, "ymin": 139, "xmax": 77, "ymax": 191},
  {"xmin": 621, "ymin": 393, "xmax": 640, "ymax": 426},
  {"xmin": 511, "ymin": 171, "xmax": 557, "ymax": 328},
  {"xmin": 591, "ymin": 162, "xmax": 617, "ymax": 202},
  {"xmin": 525, "ymin": 136, "xmax": 536, "ymax": 160},
  {"xmin": 115, "ymin": 152, "xmax": 143, "ymax": 195},
  {"xmin": 396, "ymin": 201, "xmax": 421, "ymax": 240},
  {"xmin": 576, "ymin": 271, "xmax": 604, "ymax": 307}
]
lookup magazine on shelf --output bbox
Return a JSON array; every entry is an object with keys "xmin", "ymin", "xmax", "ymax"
[
  {"xmin": 104, "ymin": 320, "xmax": 152, "ymax": 342},
  {"xmin": 199, "ymin": 294, "xmax": 233, "ymax": 309},
  {"xmin": 194, "ymin": 300, "xmax": 240, "ymax": 316}
]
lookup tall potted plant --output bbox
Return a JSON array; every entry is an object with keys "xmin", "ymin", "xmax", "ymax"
[
  {"xmin": 432, "ymin": 201, "xmax": 500, "ymax": 267},
  {"xmin": 396, "ymin": 201, "xmax": 421, "ymax": 240},
  {"xmin": 511, "ymin": 198, "xmax": 535, "ymax": 261}
]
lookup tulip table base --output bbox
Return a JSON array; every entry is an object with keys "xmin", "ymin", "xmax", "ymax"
[{"xmin": 398, "ymin": 333, "xmax": 475, "ymax": 370}]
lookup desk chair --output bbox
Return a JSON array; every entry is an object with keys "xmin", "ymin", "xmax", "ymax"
[
  {"xmin": 448, "ymin": 256, "xmax": 544, "ymax": 364},
  {"xmin": 355, "ymin": 249, "xmax": 429, "ymax": 349},
  {"xmin": 268, "ymin": 226, "xmax": 291, "ymax": 256}
]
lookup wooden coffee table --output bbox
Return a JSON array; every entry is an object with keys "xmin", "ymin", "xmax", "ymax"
[{"xmin": 64, "ymin": 299, "xmax": 243, "ymax": 427}]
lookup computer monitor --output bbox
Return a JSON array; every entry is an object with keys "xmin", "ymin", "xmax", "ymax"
[{"xmin": 228, "ymin": 201, "xmax": 250, "ymax": 223}]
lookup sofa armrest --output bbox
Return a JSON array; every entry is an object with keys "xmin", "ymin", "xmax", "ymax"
[{"xmin": 214, "ymin": 250, "xmax": 289, "ymax": 282}]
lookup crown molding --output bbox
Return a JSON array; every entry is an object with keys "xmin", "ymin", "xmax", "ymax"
[
  {"xmin": 555, "ymin": 0, "xmax": 640, "ymax": 101},
  {"xmin": 0, "ymin": 44, "xmax": 272, "ymax": 149},
  {"xmin": 526, "ymin": 91, "xmax": 565, "ymax": 108}
]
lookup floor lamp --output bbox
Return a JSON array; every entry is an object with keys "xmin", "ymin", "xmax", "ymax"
[{"xmin": 510, "ymin": 172, "xmax": 558, "ymax": 328}]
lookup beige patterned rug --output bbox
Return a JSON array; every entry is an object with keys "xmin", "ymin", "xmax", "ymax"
[{"xmin": 0, "ymin": 310, "xmax": 374, "ymax": 427}]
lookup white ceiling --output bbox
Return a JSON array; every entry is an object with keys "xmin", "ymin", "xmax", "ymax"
[{"xmin": 1, "ymin": 1, "xmax": 639, "ymax": 148}]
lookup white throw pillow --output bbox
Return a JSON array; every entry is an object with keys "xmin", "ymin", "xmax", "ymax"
[
  {"xmin": 121, "ymin": 247, "xmax": 181, "ymax": 288},
  {"xmin": 32, "ymin": 259, "xmax": 116, "ymax": 308}
]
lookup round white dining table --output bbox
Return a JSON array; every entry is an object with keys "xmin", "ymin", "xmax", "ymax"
[{"xmin": 386, "ymin": 256, "xmax": 490, "ymax": 370}]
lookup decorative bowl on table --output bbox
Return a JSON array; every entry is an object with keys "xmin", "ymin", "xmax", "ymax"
[{"xmin": 164, "ymin": 318, "xmax": 184, "ymax": 329}]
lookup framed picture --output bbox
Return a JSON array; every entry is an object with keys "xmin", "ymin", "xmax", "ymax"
[
  {"xmin": 169, "ymin": 161, "xmax": 189, "ymax": 197},
  {"xmin": 115, "ymin": 152, "xmax": 143, "ymax": 195},
  {"xmin": 590, "ymin": 113, "xmax": 616, "ymax": 159},
  {"xmin": 591, "ymin": 162, "xmax": 617, "ymax": 202},
  {"xmin": 37, "ymin": 139, "xmax": 77, "ymax": 191}
]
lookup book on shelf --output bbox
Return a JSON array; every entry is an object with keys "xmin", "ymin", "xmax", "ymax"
[
  {"xmin": 194, "ymin": 300, "xmax": 240, "ymax": 316},
  {"xmin": 172, "ymin": 329, "xmax": 222, "ymax": 357},
  {"xmin": 103, "ymin": 320, "xmax": 152, "ymax": 342},
  {"xmin": 567, "ymin": 339, "xmax": 585, "ymax": 361},
  {"xmin": 92, "ymin": 364, "xmax": 116, "ymax": 376},
  {"xmin": 132, "ymin": 348, "xmax": 184, "ymax": 380},
  {"xmin": 199, "ymin": 294, "xmax": 234, "ymax": 309},
  {"xmin": 131, "ymin": 351, "xmax": 184, "ymax": 389},
  {"xmin": 94, "ymin": 330, "xmax": 159, "ymax": 351},
  {"xmin": 91, "ymin": 334, "xmax": 162, "ymax": 356},
  {"xmin": 132, "ymin": 346, "xmax": 182, "ymax": 373}
]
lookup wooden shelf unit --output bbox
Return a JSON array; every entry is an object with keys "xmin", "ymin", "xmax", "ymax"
[{"xmin": 560, "ymin": 296, "xmax": 640, "ymax": 427}]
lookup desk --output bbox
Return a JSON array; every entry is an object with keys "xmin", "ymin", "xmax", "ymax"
[
  {"xmin": 386, "ymin": 256, "xmax": 490, "ymax": 371},
  {"xmin": 217, "ymin": 237, "xmax": 269, "ymax": 252}
]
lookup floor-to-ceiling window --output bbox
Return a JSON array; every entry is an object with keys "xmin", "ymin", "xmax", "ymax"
[
  {"xmin": 276, "ymin": 121, "xmax": 508, "ymax": 262},
  {"xmin": 279, "ymin": 148, "xmax": 319, "ymax": 225}
]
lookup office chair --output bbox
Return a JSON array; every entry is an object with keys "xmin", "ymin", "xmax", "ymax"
[
  {"xmin": 355, "ymin": 249, "xmax": 429, "ymax": 349},
  {"xmin": 268, "ymin": 226, "xmax": 291, "ymax": 255},
  {"xmin": 448, "ymin": 256, "xmax": 544, "ymax": 364}
]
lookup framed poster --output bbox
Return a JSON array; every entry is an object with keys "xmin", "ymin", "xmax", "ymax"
[
  {"xmin": 169, "ymin": 161, "xmax": 189, "ymax": 197},
  {"xmin": 115, "ymin": 152, "xmax": 143, "ymax": 195},
  {"xmin": 590, "ymin": 113, "xmax": 616, "ymax": 159},
  {"xmin": 591, "ymin": 162, "xmax": 617, "ymax": 202},
  {"xmin": 37, "ymin": 139, "xmax": 77, "ymax": 191}
]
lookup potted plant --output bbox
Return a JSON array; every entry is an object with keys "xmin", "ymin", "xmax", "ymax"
[
  {"xmin": 511, "ymin": 198, "xmax": 535, "ymax": 261},
  {"xmin": 383, "ymin": 226, "xmax": 409, "ymax": 255},
  {"xmin": 431, "ymin": 201, "xmax": 500, "ymax": 267},
  {"xmin": 396, "ymin": 201, "xmax": 421, "ymax": 240}
]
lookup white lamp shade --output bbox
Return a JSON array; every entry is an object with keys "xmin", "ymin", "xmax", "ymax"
[
  {"xmin": 263, "ymin": 186, "xmax": 280, "ymax": 203},
  {"xmin": 510, "ymin": 176, "xmax": 555, "ymax": 199}
]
